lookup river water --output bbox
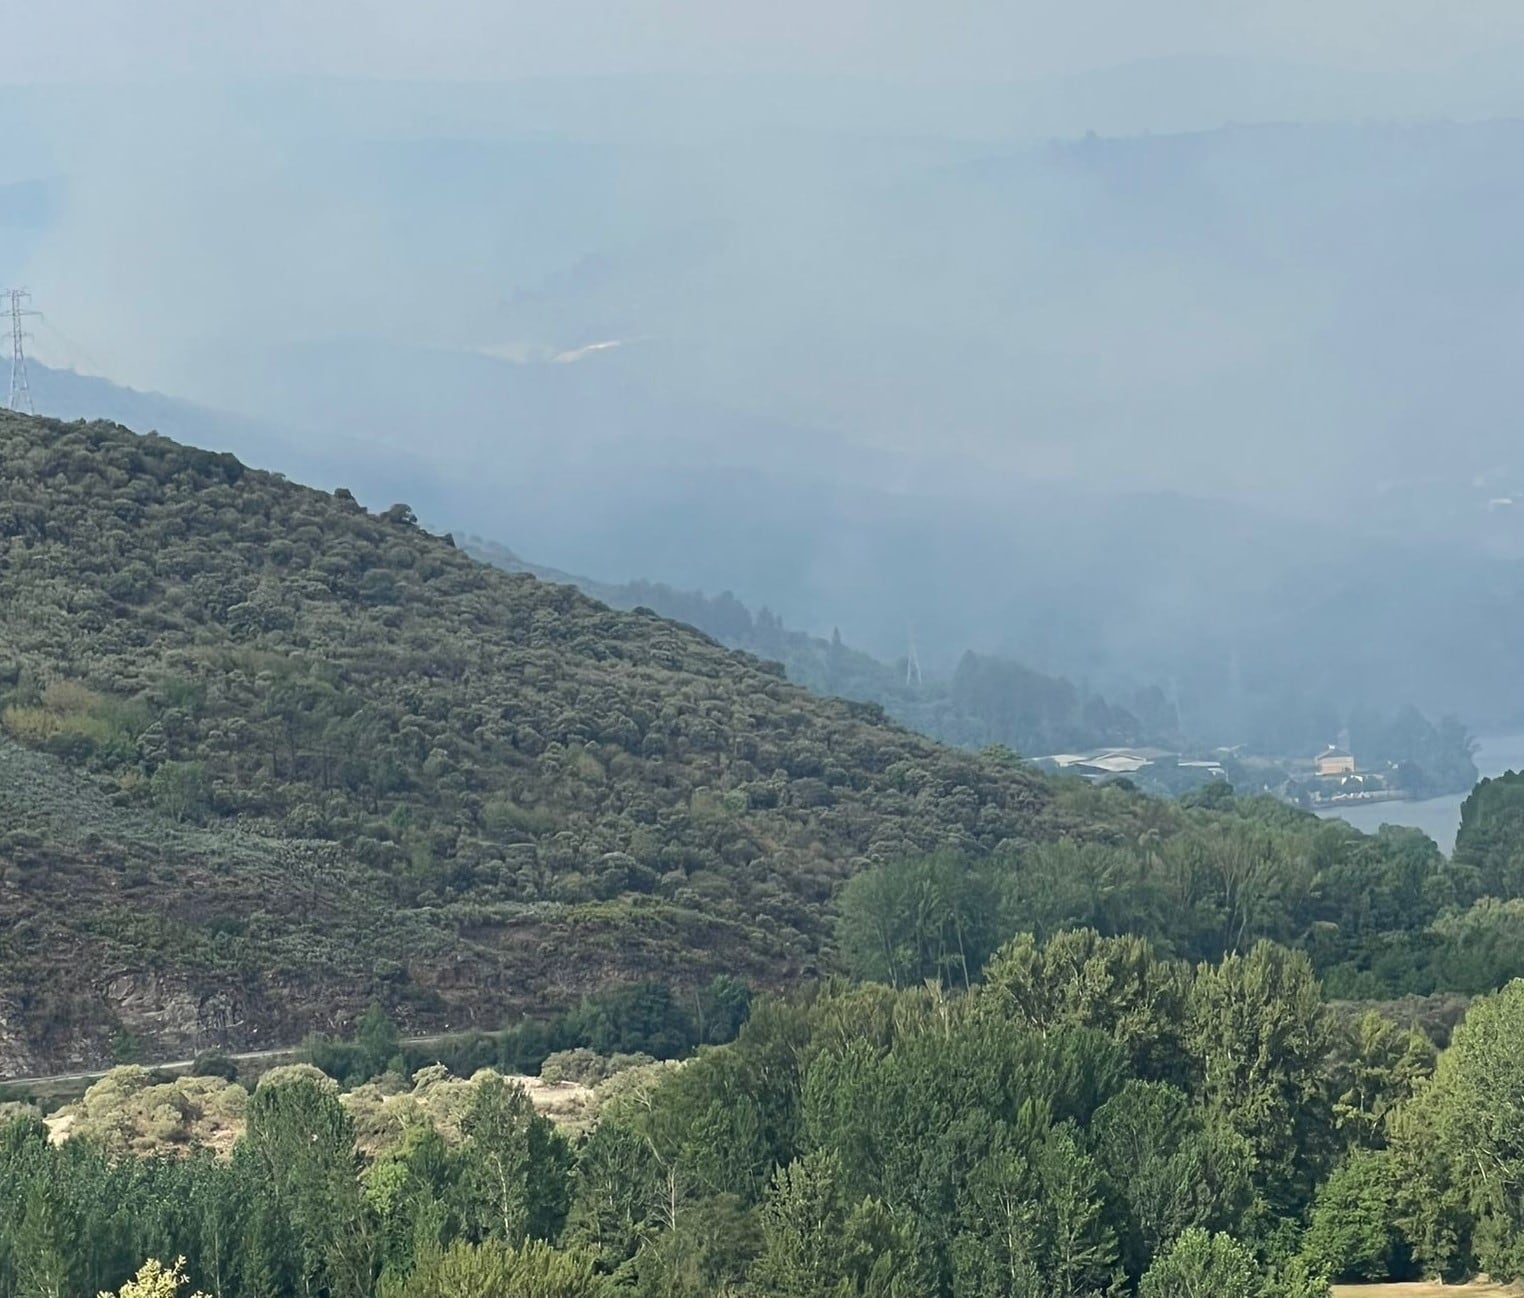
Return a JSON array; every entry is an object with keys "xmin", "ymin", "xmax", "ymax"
[{"xmin": 1313, "ymin": 732, "xmax": 1524, "ymax": 854}]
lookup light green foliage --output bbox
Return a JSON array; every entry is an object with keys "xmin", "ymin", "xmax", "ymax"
[
  {"xmin": 1384, "ymin": 1085, "xmax": 1470, "ymax": 1281},
  {"xmin": 98, "ymin": 1258, "xmax": 207, "ymax": 1298},
  {"xmin": 376, "ymin": 1239, "xmax": 607, "ymax": 1298},
  {"xmin": 539, "ymin": 1049, "xmax": 654, "ymax": 1086},
  {"xmin": 1187, "ymin": 942, "xmax": 1334, "ymax": 1209},
  {"xmin": 456, "ymin": 1075, "xmax": 572, "ymax": 1246},
  {"xmin": 365, "ymin": 1121, "xmax": 460, "ymax": 1274},
  {"xmin": 979, "ymin": 929, "xmax": 1191, "ymax": 1081},
  {"xmin": 1387, "ymin": 979, "xmax": 1524, "ymax": 1281},
  {"xmin": 1138, "ymin": 1228, "xmax": 1259, "ymax": 1298},
  {"xmin": 62, "ymin": 1067, "xmax": 247, "ymax": 1156}
]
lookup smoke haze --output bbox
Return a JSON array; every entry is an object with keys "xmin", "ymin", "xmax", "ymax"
[{"xmin": 7, "ymin": 3, "xmax": 1524, "ymax": 740}]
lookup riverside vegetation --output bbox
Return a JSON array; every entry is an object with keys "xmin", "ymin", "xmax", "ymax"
[
  {"xmin": 12, "ymin": 935, "xmax": 1524, "ymax": 1298},
  {"xmin": 10, "ymin": 413, "xmax": 1524, "ymax": 1293}
]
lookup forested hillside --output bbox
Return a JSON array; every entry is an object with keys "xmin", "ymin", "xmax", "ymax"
[
  {"xmin": 465, "ymin": 539, "xmax": 1179, "ymax": 755},
  {"xmin": 465, "ymin": 538, "xmax": 1478, "ymax": 797},
  {"xmin": 1, "ymin": 413, "xmax": 1518, "ymax": 1076},
  {"xmin": 0, "ymin": 413, "xmax": 1061, "ymax": 1072}
]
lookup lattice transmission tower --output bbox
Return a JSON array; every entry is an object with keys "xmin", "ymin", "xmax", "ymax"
[{"xmin": 7, "ymin": 288, "xmax": 39, "ymax": 415}]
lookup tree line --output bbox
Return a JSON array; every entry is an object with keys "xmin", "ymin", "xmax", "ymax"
[
  {"xmin": 16, "ymin": 921, "xmax": 1524, "ymax": 1298},
  {"xmin": 834, "ymin": 779, "xmax": 1524, "ymax": 1001}
]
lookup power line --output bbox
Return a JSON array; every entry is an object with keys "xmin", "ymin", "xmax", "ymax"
[
  {"xmin": 36, "ymin": 314, "xmax": 107, "ymax": 379},
  {"xmin": 6, "ymin": 288, "xmax": 39, "ymax": 415}
]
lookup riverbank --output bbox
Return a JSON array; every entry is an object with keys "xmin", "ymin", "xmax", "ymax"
[{"xmin": 1315, "ymin": 733, "xmax": 1524, "ymax": 854}]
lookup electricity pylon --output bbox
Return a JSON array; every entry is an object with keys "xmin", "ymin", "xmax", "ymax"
[{"xmin": 6, "ymin": 288, "xmax": 38, "ymax": 414}]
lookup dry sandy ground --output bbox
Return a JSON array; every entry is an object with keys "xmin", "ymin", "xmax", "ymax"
[
  {"xmin": 42, "ymin": 1072, "xmax": 597, "ymax": 1150},
  {"xmin": 514, "ymin": 1075, "xmax": 597, "ymax": 1128},
  {"xmin": 1332, "ymin": 1284, "xmax": 1523, "ymax": 1297}
]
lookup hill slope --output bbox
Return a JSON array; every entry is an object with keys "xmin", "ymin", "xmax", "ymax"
[
  {"xmin": 0, "ymin": 413, "xmax": 1059, "ymax": 1073},
  {"xmin": 463, "ymin": 536, "xmax": 1178, "ymax": 757}
]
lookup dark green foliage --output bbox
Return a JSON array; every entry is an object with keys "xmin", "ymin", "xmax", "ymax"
[
  {"xmin": 305, "ymin": 1004, "xmax": 405, "ymax": 1085},
  {"xmin": 950, "ymin": 1121, "xmax": 1118, "ymax": 1298},
  {"xmin": 2, "ymin": 939, "xmax": 1414, "ymax": 1298},
  {"xmin": 565, "ymin": 1122, "xmax": 662, "ymax": 1273},
  {"xmin": 834, "ymin": 852, "xmax": 1004, "ymax": 990},
  {"xmin": 971, "ymin": 805, "xmax": 1493, "ymax": 998},
  {"xmin": 1299, "ymin": 1150, "xmax": 1409, "ymax": 1282},
  {"xmin": 836, "ymin": 797, "xmax": 1517, "ymax": 1006},
  {"xmin": 755, "ymin": 1151, "xmax": 931, "ymax": 1298},
  {"xmin": 190, "ymin": 1050, "xmax": 240, "ymax": 1082},
  {"xmin": 1454, "ymin": 769, "xmax": 1524, "ymax": 902},
  {"xmin": 385, "ymin": 979, "xmax": 749, "ymax": 1087},
  {"xmin": 1327, "ymin": 1011, "xmax": 1433, "ymax": 1147},
  {"xmin": 1, "ymin": 414, "xmax": 1514, "ymax": 1077},
  {"xmin": 455, "ymin": 1075, "xmax": 572, "ymax": 1246},
  {"xmin": 560, "ymin": 985, "xmax": 696, "ymax": 1060},
  {"xmin": 1088, "ymin": 1081, "xmax": 1253, "ymax": 1276},
  {"xmin": 240, "ymin": 1070, "xmax": 375, "ymax": 1298}
]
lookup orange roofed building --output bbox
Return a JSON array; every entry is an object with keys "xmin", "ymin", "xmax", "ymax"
[{"xmin": 1314, "ymin": 747, "xmax": 1356, "ymax": 778}]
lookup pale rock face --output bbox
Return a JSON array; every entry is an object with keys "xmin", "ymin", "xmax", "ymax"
[
  {"xmin": 0, "ymin": 996, "xmax": 39, "ymax": 1077},
  {"xmin": 106, "ymin": 973, "xmax": 245, "ymax": 1059}
]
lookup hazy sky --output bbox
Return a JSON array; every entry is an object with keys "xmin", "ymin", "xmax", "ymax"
[
  {"xmin": 13, "ymin": 0, "xmax": 1524, "ymax": 526},
  {"xmin": 13, "ymin": 1, "xmax": 1524, "ymax": 719},
  {"xmin": 14, "ymin": 0, "xmax": 1524, "ymax": 87}
]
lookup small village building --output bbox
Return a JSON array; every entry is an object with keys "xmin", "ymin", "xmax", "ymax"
[{"xmin": 1315, "ymin": 747, "xmax": 1356, "ymax": 778}]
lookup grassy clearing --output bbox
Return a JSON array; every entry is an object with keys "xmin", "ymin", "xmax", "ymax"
[{"xmin": 1332, "ymin": 1283, "xmax": 1523, "ymax": 1297}]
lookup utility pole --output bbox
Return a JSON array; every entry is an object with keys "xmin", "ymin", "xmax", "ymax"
[{"xmin": 6, "ymin": 288, "xmax": 38, "ymax": 415}]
